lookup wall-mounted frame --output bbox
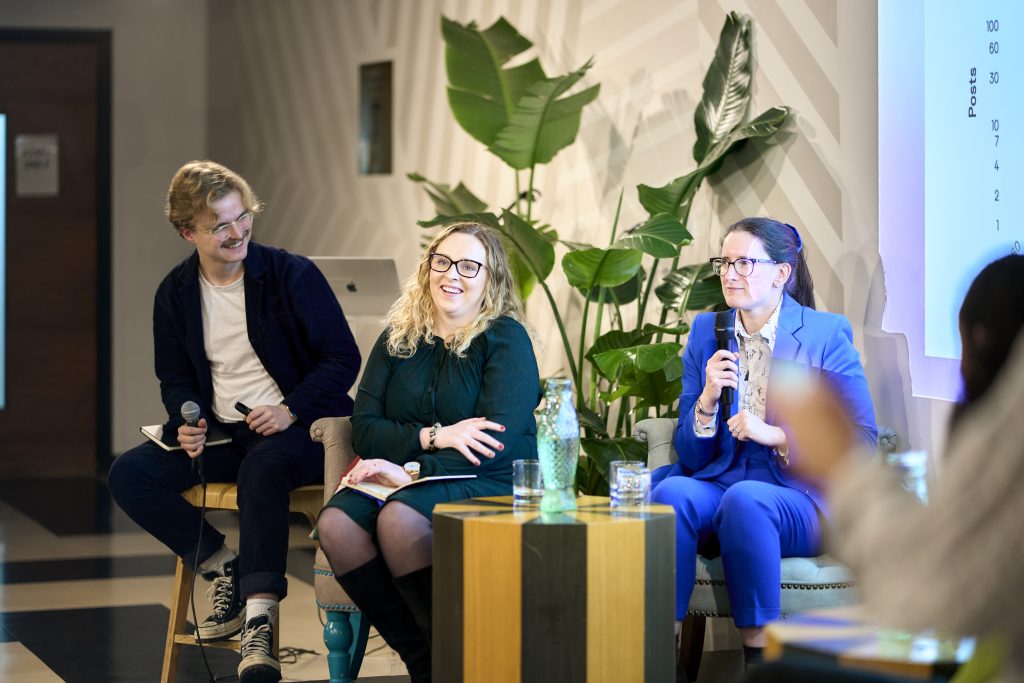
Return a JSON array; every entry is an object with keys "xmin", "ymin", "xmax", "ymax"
[{"xmin": 358, "ymin": 60, "xmax": 393, "ymax": 175}]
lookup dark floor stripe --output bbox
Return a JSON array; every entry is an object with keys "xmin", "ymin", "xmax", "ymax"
[
  {"xmin": 0, "ymin": 604, "xmax": 240, "ymax": 682},
  {"xmin": 0, "ymin": 554, "xmax": 176, "ymax": 584},
  {"xmin": 0, "ymin": 547, "xmax": 315, "ymax": 586},
  {"xmin": 0, "ymin": 477, "xmax": 139, "ymax": 536}
]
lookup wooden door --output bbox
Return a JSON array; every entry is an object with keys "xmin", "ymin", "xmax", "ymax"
[{"xmin": 0, "ymin": 30, "xmax": 111, "ymax": 477}]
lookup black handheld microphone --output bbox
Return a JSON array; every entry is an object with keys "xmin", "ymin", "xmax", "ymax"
[
  {"xmin": 714, "ymin": 311, "xmax": 736, "ymax": 420},
  {"xmin": 180, "ymin": 401, "xmax": 206, "ymax": 486}
]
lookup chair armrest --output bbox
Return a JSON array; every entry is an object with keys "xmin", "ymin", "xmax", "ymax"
[
  {"xmin": 634, "ymin": 417, "xmax": 678, "ymax": 469},
  {"xmin": 311, "ymin": 417, "xmax": 356, "ymax": 505}
]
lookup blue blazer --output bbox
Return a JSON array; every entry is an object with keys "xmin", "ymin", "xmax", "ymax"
[
  {"xmin": 153, "ymin": 242, "xmax": 361, "ymax": 434},
  {"xmin": 671, "ymin": 295, "xmax": 877, "ymax": 511}
]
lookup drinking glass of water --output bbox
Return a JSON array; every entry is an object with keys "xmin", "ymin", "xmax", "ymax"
[
  {"xmin": 613, "ymin": 462, "xmax": 651, "ymax": 507},
  {"xmin": 513, "ymin": 459, "xmax": 543, "ymax": 506}
]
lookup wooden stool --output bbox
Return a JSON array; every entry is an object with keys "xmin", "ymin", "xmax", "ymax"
[{"xmin": 160, "ymin": 483, "xmax": 323, "ymax": 683}]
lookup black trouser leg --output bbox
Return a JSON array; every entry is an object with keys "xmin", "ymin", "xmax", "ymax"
[
  {"xmin": 233, "ymin": 425, "xmax": 324, "ymax": 600},
  {"xmin": 336, "ymin": 556, "xmax": 430, "ymax": 683},
  {"xmin": 107, "ymin": 441, "xmax": 227, "ymax": 566}
]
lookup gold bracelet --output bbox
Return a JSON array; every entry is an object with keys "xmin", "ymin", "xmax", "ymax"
[{"xmin": 427, "ymin": 422, "xmax": 441, "ymax": 452}]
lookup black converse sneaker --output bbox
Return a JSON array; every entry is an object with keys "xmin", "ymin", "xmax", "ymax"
[
  {"xmin": 238, "ymin": 613, "xmax": 281, "ymax": 683},
  {"xmin": 196, "ymin": 557, "xmax": 244, "ymax": 641}
]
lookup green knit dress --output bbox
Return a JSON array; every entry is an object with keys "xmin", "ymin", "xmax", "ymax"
[{"xmin": 322, "ymin": 316, "xmax": 540, "ymax": 531}]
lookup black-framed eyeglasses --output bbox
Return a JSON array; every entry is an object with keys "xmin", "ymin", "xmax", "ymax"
[
  {"xmin": 429, "ymin": 252, "xmax": 485, "ymax": 278},
  {"xmin": 709, "ymin": 257, "xmax": 778, "ymax": 277},
  {"xmin": 195, "ymin": 211, "xmax": 254, "ymax": 240}
]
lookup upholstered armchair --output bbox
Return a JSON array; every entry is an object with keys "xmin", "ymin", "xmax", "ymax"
[
  {"xmin": 633, "ymin": 417, "xmax": 859, "ymax": 682},
  {"xmin": 310, "ymin": 417, "xmax": 372, "ymax": 683}
]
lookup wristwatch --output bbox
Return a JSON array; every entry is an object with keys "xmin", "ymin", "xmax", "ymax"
[
  {"xmin": 282, "ymin": 403, "xmax": 298, "ymax": 423},
  {"xmin": 695, "ymin": 399, "xmax": 718, "ymax": 417},
  {"xmin": 403, "ymin": 462, "xmax": 422, "ymax": 481}
]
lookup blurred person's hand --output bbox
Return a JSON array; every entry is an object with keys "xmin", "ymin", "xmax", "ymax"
[{"xmin": 774, "ymin": 381, "xmax": 856, "ymax": 484}]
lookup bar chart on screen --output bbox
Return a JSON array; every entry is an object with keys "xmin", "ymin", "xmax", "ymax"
[{"xmin": 880, "ymin": 0, "xmax": 1022, "ymax": 400}]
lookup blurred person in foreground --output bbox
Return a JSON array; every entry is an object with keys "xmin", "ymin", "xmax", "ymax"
[{"xmin": 755, "ymin": 254, "xmax": 1024, "ymax": 683}]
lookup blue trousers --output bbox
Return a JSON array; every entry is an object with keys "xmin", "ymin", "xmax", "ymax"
[
  {"xmin": 651, "ymin": 461, "xmax": 821, "ymax": 627},
  {"xmin": 107, "ymin": 422, "xmax": 323, "ymax": 600}
]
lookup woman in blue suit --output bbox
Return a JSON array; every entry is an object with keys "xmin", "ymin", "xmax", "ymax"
[{"xmin": 651, "ymin": 217, "xmax": 877, "ymax": 669}]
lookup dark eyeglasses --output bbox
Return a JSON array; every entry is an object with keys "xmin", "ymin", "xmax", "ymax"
[
  {"xmin": 709, "ymin": 257, "xmax": 778, "ymax": 277},
  {"xmin": 429, "ymin": 252, "xmax": 485, "ymax": 278}
]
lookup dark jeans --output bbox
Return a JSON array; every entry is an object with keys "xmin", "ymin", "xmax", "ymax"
[{"xmin": 108, "ymin": 422, "xmax": 324, "ymax": 599}]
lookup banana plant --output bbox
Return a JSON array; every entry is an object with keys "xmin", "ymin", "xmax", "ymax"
[{"xmin": 409, "ymin": 12, "xmax": 791, "ymax": 494}]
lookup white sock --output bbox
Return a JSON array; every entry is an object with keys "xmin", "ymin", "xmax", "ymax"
[
  {"xmin": 198, "ymin": 545, "xmax": 237, "ymax": 576},
  {"xmin": 246, "ymin": 598, "xmax": 279, "ymax": 624}
]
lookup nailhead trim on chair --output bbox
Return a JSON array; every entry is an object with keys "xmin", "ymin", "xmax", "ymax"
[
  {"xmin": 316, "ymin": 602, "xmax": 361, "ymax": 613},
  {"xmin": 694, "ymin": 578, "xmax": 856, "ymax": 590},
  {"xmin": 689, "ymin": 578, "xmax": 858, "ymax": 618}
]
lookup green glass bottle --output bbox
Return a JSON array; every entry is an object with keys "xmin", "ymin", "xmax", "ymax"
[{"xmin": 537, "ymin": 378, "xmax": 579, "ymax": 512}]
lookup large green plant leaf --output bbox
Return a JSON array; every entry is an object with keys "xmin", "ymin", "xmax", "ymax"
[
  {"xmin": 577, "ymin": 404, "xmax": 609, "ymax": 437},
  {"xmin": 641, "ymin": 322, "xmax": 690, "ymax": 337},
  {"xmin": 489, "ymin": 60, "xmax": 600, "ymax": 169},
  {"xmin": 442, "ymin": 16, "xmax": 547, "ymax": 146},
  {"xmin": 497, "ymin": 209, "xmax": 555, "ymax": 282},
  {"xmin": 408, "ymin": 173, "xmax": 489, "ymax": 226},
  {"xmin": 615, "ymin": 213, "xmax": 692, "ymax": 257},
  {"xmin": 580, "ymin": 437, "xmax": 648, "ymax": 474},
  {"xmin": 695, "ymin": 105, "xmax": 790, "ymax": 177},
  {"xmin": 693, "ymin": 11, "xmax": 752, "ymax": 163},
  {"xmin": 592, "ymin": 342, "xmax": 682, "ymax": 382},
  {"xmin": 637, "ymin": 170, "xmax": 704, "ymax": 220},
  {"xmin": 585, "ymin": 329, "xmax": 652, "ymax": 364},
  {"xmin": 584, "ymin": 267, "xmax": 644, "ymax": 304},
  {"xmin": 416, "ymin": 212, "xmax": 501, "ymax": 230},
  {"xmin": 562, "ymin": 247, "xmax": 642, "ymax": 290},
  {"xmin": 655, "ymin": 262, "xmax": 727, "ymax": 311},
  {"xmin": 623, "ymin": 369, "xmax": 682, "ymax": 412},
  {"xmin": 598, "ymin": 363, "xmax": 681, "ymax": 411}
]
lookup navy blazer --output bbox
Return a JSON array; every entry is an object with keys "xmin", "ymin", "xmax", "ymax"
[
  {"xmin": 152, "ymin": 242, "xmax": 361, "ymax": 434},
  {"xmin": 671, "ymin": 294, "xmax": 877, "ymax": 511}
]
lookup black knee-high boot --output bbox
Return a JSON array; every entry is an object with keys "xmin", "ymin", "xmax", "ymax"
[
  {"xmin": 335, "ymin": 556, "xmax": 430, "ymax": 682},
  {"xmin": 393, "ymin": 566, "xmax": 432, "ymax": 643}
]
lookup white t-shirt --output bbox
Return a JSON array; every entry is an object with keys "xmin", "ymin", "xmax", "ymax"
[{"xmin": 198, "ymin": 272, "xmax": 285, "ymax": 423}]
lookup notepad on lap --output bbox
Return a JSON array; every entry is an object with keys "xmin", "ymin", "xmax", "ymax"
[
  {"xmin": 334, "ymin": 456, "xmax": 475, "ymax": 501},
  {"xmin": 140, "ymin": 423, "xmax": 233, "ymax": 451}
]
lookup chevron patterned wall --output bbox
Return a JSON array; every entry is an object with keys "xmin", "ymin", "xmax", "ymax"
[
  {"xmin": 208, "ymin": 0, "xmax": 849, "ymax": 352},
  {"xmin": 207, "ymin": 1, "xmax": 940, "ymax": 453}
]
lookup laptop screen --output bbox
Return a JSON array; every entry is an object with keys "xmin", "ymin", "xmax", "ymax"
[{"xmin": 309, "ymin": 256, "xmax": 400, "ymax": 319}]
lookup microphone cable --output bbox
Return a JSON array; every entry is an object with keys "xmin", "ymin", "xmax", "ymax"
[{"xmin": 189, "ymin": 445, "xmax": 228, "ymax": 682}]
